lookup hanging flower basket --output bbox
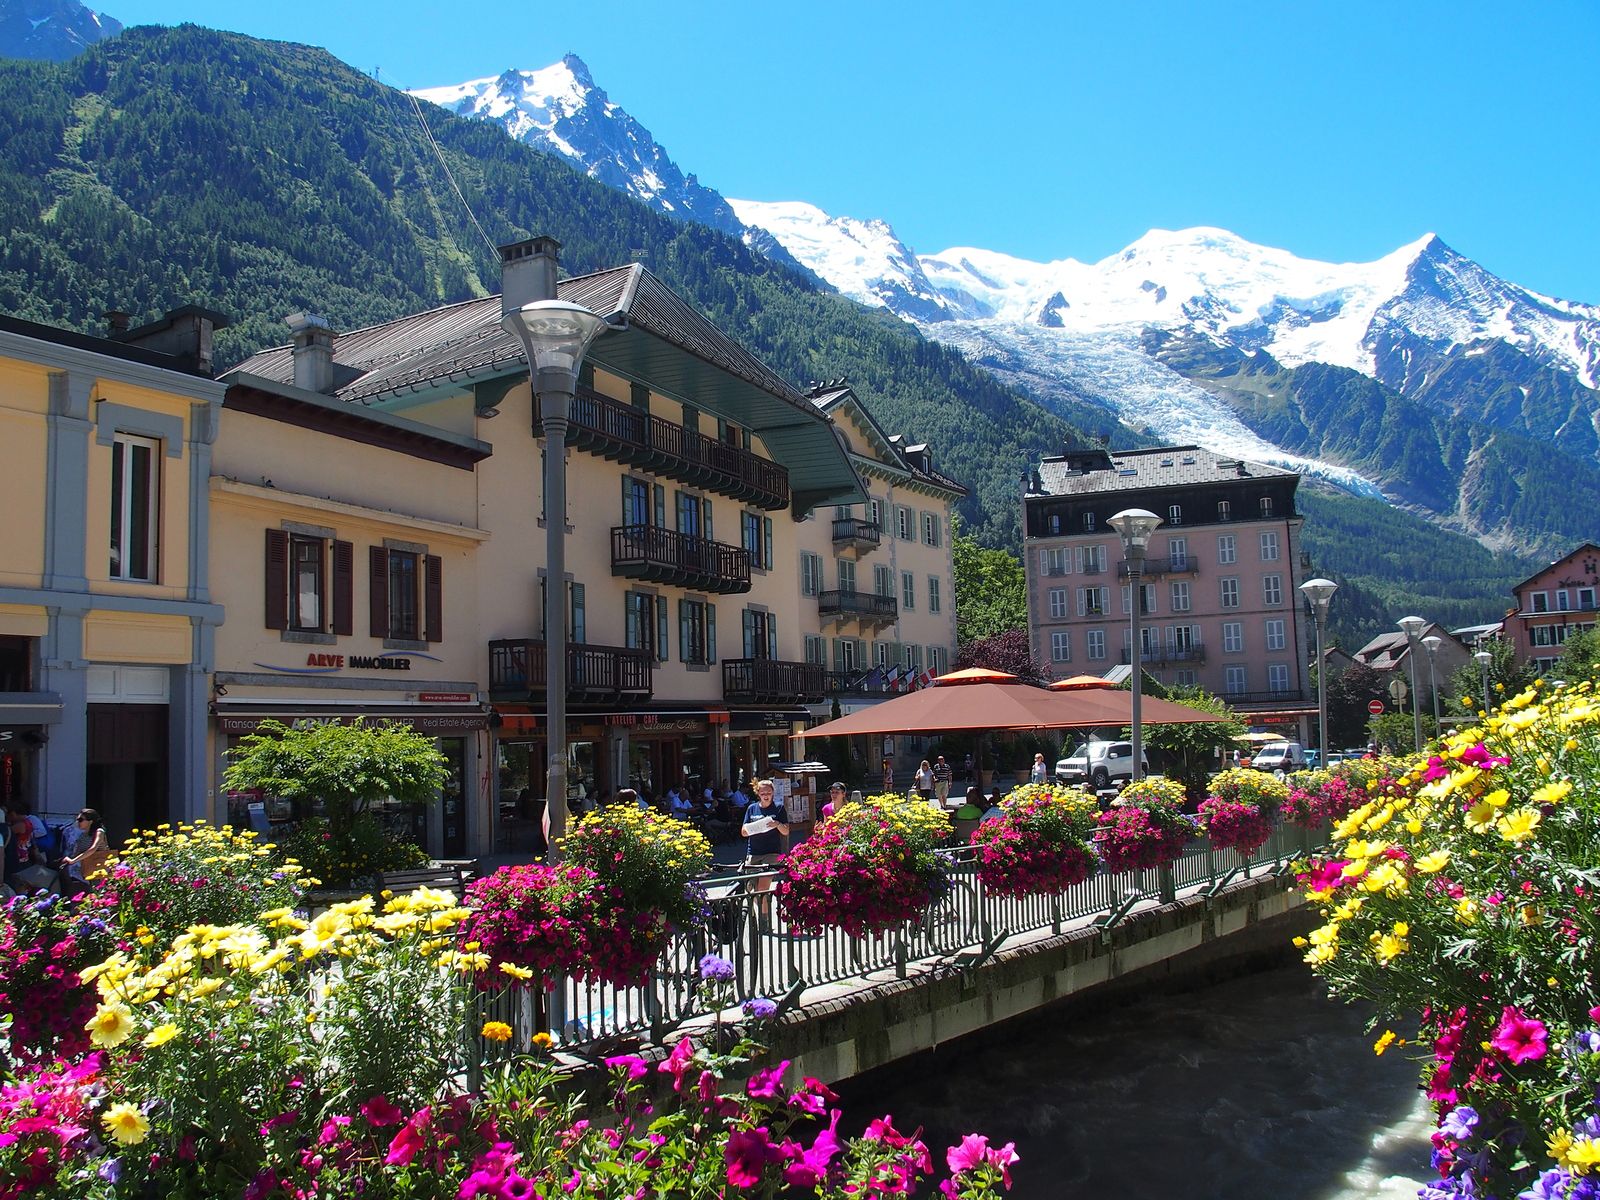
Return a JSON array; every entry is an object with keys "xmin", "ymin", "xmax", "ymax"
[
  {"xmin": 1093, "ymin": 776, "xmax": 1193, "ymax": 874},
  {"xmin": 970, "ymin": 783, "xmax": 1099, "ymax": 898},
  {"xmin": 1198, "ymin": 768, "xmax": 1289, "ymax": 856}
]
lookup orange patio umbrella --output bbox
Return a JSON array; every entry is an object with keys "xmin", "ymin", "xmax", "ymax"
[{"xmin": 1049, "ymin": 675, "xmax": 1116, "ymax": 690}]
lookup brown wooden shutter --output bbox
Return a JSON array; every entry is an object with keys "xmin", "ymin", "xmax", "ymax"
[
  {"xmin": 331, "ymin": 540, "xmax": 353, "ymax": 636},
  {"xmin": 264, "ymin": 529, "xmax": 288, "ymax": 630},
  {"xmin": 369, "ymin": 546, "xmax": 388, "ymax": 638},
  {"xmin": 423, "ymin": 555, "xmax": 443, "ymax": 643}
]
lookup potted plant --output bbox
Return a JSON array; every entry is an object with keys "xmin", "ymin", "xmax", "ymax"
[
  {"xmin": 970, "ymin": 783, "xmax": 1098, "ymax": 897},
  {"xmin": 1093, "ymin": 775, "xmax": 1193, "ymax": 874},
  {"xmin": 1198, "ymin": 767, "xmax": 1289, "ymax": 858}
]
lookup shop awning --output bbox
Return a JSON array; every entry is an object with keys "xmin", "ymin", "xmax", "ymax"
[{"xmin": 0, "ymin": 692, "xmax": 64, "ymax": 725}]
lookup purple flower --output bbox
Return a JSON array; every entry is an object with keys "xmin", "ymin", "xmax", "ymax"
[
  {"xmin": 698, "ymin": 953, "xmax": 735, "ymax": 983},
  {"xmin": 1519, "ymin": 1170, "xmax": 1571, "ymax": 1200},
  {"xmin": 743, "ymin": 997, "xmax": 778, "ymax": 1020},
  {"xmin": 1571, "ymin": 1029, "xmax": 1600, "ymax": 1056},
  {"xmin": 97, "ymin": 1158, "xmax": 123, "ymax": 1184},
  {"xmin": 1439, "ymin": 1106, "xmax": 1479, "ymax": 1141}
]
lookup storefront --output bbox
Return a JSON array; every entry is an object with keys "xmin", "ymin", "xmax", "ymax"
[
  {"xmin": 212, "ymin": 701, "xmax": 489, "ymax": 860},
  {"xmin": 728, "ymin": 709, "xmax": 809, "ymax": 788},
  {"xmin": 0, "ymin": 697, "xmax": 60, "ymax": 817}
]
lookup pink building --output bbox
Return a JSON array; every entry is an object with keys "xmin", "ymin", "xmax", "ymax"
[
  {"xmin": 1022, "ymin": 445, "xmax": 1315, "ymax": 735},
  {"xmin": 1506, "ymin": 543, "xmax": 1600, "ymax": 672}
]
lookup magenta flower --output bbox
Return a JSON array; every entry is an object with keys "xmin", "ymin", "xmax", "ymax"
[
  {"xmin": 360, "ymin": 1094, "xmax": 404, "ymax": 1127},
  {"xmin": 746, "ymin": 1059, "xmax": 790, "ymax": 1100},
  {"xmin": 659, "ymin": 1037, "xmax": 696, "ymax": 1091},
  {"xmin": 783, "ymin": 1111, "xmax": 844, "ymax": 1189},
  {"xmin": 1491, "ymin": 1006, "xmax": 1549, "ymax": 1064},
  {"xmin": 946, "ymin": 1132, "xmax": 992, "ymax": 1173},
  {"xmin": 725, "ymin": 1126, "xmax": 783, "ymax": 1187},
  {"xmin": 605, "ymin": 1054, "xmax": 650, "ymax": 1081},
  {"xmin": 384, "ymin": 1107, "xmax": 430, "ymax": 1166}
]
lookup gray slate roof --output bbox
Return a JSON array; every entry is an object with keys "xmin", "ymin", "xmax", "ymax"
[{"xmin": 1035, "ymin": 445, "xmax": 1298, "ymax": 497}]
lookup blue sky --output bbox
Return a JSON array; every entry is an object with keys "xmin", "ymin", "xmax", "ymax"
[{"xmin": 108, "ymin": 0, "xmax": 1598, "ymax": 302}]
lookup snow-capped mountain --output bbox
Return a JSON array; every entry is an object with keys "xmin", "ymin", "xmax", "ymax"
[
  {"xmin": 0, "ymin": 0, "xmax": 121, "ymax": 61},
  {"xmin": 411, "ymin": 55, "xmax": 744, "ymax": 239}
]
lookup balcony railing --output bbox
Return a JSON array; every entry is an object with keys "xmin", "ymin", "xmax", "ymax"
[
  {"xmin": 488, "ymin": 639, "xmax": 654, "ymax": 702},
  {"xmin": 536, "ymin": 385, "xmax": 789, "ymax": 511},
  {"xmin": 610, "ymin": 525, "xmax": 751, "ymax": 594},
  {"xmin": 830, "ymin": 517, "xmax": 881, "ymax": 553},
  {"xmin": 723, "ymin": 658, "xmax": 826, "ymax": 704},
  {"xmin": 826, "ymin": 670, "xmax": 895, "ymax": 696},
  {"xmin": 1119, "ymin": 643, "xmax": 1207, "ymax": 666},
  {"xmin": 1222, "ymin": 689, "xmax": 1307, "ymax": 706},
  {"xmin": 817, "ymin": 590, "xmax": 898, "ymax": 627},
  {"xmin": 1118, "ymin": 555, "xmax": 1200, "ymax": 578}
]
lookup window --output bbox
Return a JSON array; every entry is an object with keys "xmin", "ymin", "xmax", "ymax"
[
  {"xmin": 110, "ymin": 433, "xmax": 159, "ymax": 581},
  {"xmin": 1170, "ymin": 580, "xmax": 1191, "ymax": 612},
  {"xmin": 1224, "ymin": 665, "xmax": 1247, "ymax": 695},
  {"xmin": 1530, "ymin": 592, "xmax": 1549, "ymax": 614},
  {"xmin": 1083, "ymin": 512, "xmax": 1097, "ymax": 532},
  {"xmin": 836, "ymin": 637, "xmax": 860, "ymax": 672},
  {"xmin": 896, "ymin": 506, "xmax": 914, "ymax": 540},
  {"xmin": 1171, "ymin": 624, "xmax": 1199, "ymax": 657},
  {"xmin": 368, "ymin": 544, "xmax": 441, "ymax": 644},
  {"xmin": 1263, "ymin": 574, "xmax": 1283, "ymax": 606},
  {"xmin": 901, "ymin": 570, "xmax": 916, "ymax": 610},
  {"xmin": 1078, "ymin": 586, "xmax": 1109, "ymax": 616},
  {"xmin": 1259, "ymin": 496, "xmax": 1274, "ymax": 517},
  {"xmin": 1048, "ymin": 512, "xmax": 1062, "ymax": 535},
  {"xmin": 1223, "ymin": 622, "xmax": 1243, "ymax": 653},
  {"xmin": 1041, "ymin": 547, "xmax": 1070, "ymax": 576},
  {"xmin": 676, "ymin": 490, "xmax": 711, "ymax": 539},
  {"xmin": 1265, "ymin": 618, "xmax": 1287, "ymax": 651},
  {"xmin": 922, "ymin": 512, "xmax": 942, "ymax": 547},
  {"xmin": 1581, "ymin": 587, "xmax": 1597, "ymax": 611},
  {"xmin": 1167, "ymin": 504, "xmax": 1182, "ymax": 525},
  {"xmin": 1217, "ymin": 534, "xmax": 1236, "ymax": 564},
  {"xmin": 741, "ymin": 512, "xmax": 773, "ymax": 570},
  {"xmin": 800, "ymin": 552, "xmax": 822, "ymax": 597},
  {"xmin": 742, "ymin": 609, "xmax": 777, "ymax": 660},
  {"xmin": 291, "ymin": 536, "xmax": 325, "ymax": 631},
  {"xmin": 874, "ymin": 564, "xmax": 894, "ymax": 597},
  {"xmin": 1051, "ymin": 631, "xmax": 1071, "ymax": 662},
  {"xmin": 1167, "ymin": 537, "xmax": 1188, "ymax": 569},
  {"xmin": 928, "ymin": 576, "xmax": 941, "ymax": 613},
  {"xmin": 625, "ymin": 592, "xmax": 659, "ymax": 657},
  {"xmin": 1048, "ymin": 588, "xmax": 1068, "ymax": 619},
  {"xmin": 869, "ymin": 499, "xmax": 882, "ymax": 528},
  {"xmin": 678, "ymin": 598, "xmax": 715, "ymax": 665},
  {"xmin": 1122, "ymin": 582, "xmax": 1155, "ymax": 615},
  {"xmin": 1557, "ymin": 589, "xmax": 1571, "ymax": 612},
  {"xmin": 1086, "ymin": 629, "xmax": 1106, "ymax": 661},
  {"xmin": 1174, "ymin": 669, "xmax": 1197, "ymax": 687},
  {"xmin": 622, "ymin": 476, "xmax": 657, "ymax": 528},
  {"xmin": 569, "ymin": 582, "xmax": 586, "ymax": 645},
  {"xmin": 1217, "ymin": 500, "xmax": 1232, "ymax": 522},
  {"xmin": 1267, "ymin": 663, "xmax": 1290, "ymax": 691},
  {"xmin": 906, "ymin": 644, "xmax": 924, "ymax": 673},
  {"xmin": 804, "ymin": 634, "xmax": 826, "ymax": 665},
  {"xmin": 0, "ymin": 637, "xmax": 30, "ymax": 692},
  {"xmin": 1220, "ymin": 577, "xmax": 1240, "ymax": 608},
  {"xmin": 265, "ymin": 530, "xmax": 353, "ymax": 636},
  {"xmin": 929, "ymin": 646, "xmax": 948, "ymax": 676},
  {"xmin": 1259, "ymin": 530, "xmax": 1280, "ymax": 561},
  {"xmin": 1078, "ymin": 545, "xmax": 1106, "ymax": 574},
  {"xmin": 837, "ymin": 559, "xmax": 856, "ymax": 593}
]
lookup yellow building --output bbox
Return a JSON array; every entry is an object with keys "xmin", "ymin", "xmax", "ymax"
[
  {"xmin": 797, "ymin": 381, "xmax": 965, "ymax": 773},
  {"xmin": 224, "ymin": 239, "xmax": 863, "ymax": 853},
  {"xmin": 0, "ymin": 310, "xmax": 227, "ymax": 834}
]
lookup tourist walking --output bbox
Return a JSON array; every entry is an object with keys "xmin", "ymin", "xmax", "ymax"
[
  {"xmin": 932, "ymin": 755, "xmax": 953, "ymax": 804},
  {"xmin": 740, "ymin": 779, "xmax": 790, "ymax": 927},
  {"xmin": 1030, "ymin": 752, "xmax": 1049, "ymax": 784},
  {"xmin": 915, "ymin": 759, "xmax": 935, "ymax": 801}
]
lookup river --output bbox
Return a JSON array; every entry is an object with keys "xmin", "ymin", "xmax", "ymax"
[{"xmin": 834, "ymin": 960, "xmax": 1435, "ymax": 1200}]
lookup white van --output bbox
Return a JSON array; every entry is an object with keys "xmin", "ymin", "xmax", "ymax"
[{"xmin": 1251, "ymin": 741, "xmax": 1306, "ymax": 773}]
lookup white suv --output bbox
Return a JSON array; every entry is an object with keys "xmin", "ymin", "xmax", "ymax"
[{"xmin": 1055, "ymin": 741, "xmax": 1148, "ymax": 788}]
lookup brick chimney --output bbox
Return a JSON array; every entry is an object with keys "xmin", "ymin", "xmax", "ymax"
[
  {"xmin": 114, "ymin": 305, "xmax": 230, "ymax": 376},
  {"xmin": 286, "ymin": 312, "xmax": 336, "ymax": 394},
  {"xmin": 499, "ymin": 236, "xmax": 562, "ymax": 317}
]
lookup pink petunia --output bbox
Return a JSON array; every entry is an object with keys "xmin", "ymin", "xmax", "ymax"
[
  {"xmin": 946, "ymin": 1132, "xmax": 991, "ymax": 1174},
  {"xmin": 360, "ymin": 1094, "xmax": 405, "ymax": 1127},
  {"xmin": 605, "ymin": 1054, "xmax": 650, "ymax": 1081},
  {"xmin": 725, "ymin": 1126, "xmax": 784, "ymax": 1187},
  {"xmin": 1490, "ymin": 1005, "xmax": 1548, "ymax": 1064},
  {"xmin": 746, "ymin": 1060, "xmax": 790, "ymax": 1100}
]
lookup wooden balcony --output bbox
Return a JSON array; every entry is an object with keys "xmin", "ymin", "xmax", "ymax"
[
  {"xmin": 488, "ymin": 639, "xmax": 654, "ymax": 703},
  {"xmin": 817, "ymin": 589, "xmax": 898, "ymax": 631},
  {"xmin": 722, "ymin": 658, "xmax": 826, "ymax": 704},
  {"xmin": 536, "ymin": 385, "xmax": 789, "ymax": 511},
  {"xmin": 830, "ymin": 517, "xmax": 881, "ymax": 558},
  {"xmin": 610, "ymin": 525, "xmax": 751, "ymax": 594}
]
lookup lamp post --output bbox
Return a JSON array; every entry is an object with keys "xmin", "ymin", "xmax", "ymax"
[
  {"xmin": 1422, "ymin": 634, "xmax": 1442, "ymax": 735},
  {"xmin": 1475, "ymin": 648, "xmax": 1493, "ymax": 717},
  {"xmin": 1299, "ymin": 578, "xmax": 1337, "ymax": 767},
  {"xmin": 1398, "ymin": 615, "xmax": 1427, "ymax": 752},
  {"xmin": 502, "ymin": 299, "xmax": 610, "ymax": 857},
  {"xmin": 1108, "ymin": 508, "xmax": 1162, "ymax": 783}
]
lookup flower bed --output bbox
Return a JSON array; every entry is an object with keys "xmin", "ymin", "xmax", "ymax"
[
  {"xmin": 1198, "ymin": 767, "xmax": 1288, "ymax": 856},
  {"xmin": 781, "ymin": 796, "xmax": 951, "ymax": 936},
  {"xmin": 1297, "ymin": 679, "xmax": 1600, "ymax": 1199},
  {"xmin": 0, "ymin": 894, "xmax": 114, "ymax": 1066},
  {"xmin": 970, "ymin": 783, "xmax": 1099, "ymax": 898},
  {"xmin": 1093, "ymin": 776, "xmax": 1193, "ymax": 873},
  {"xmin": 1282, "ymin": 769, "xmax": 1367, "ymax": 827}
]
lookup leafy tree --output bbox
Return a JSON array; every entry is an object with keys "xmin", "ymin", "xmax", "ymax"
[
  {"xmin": 1554, "ymin": 629, "xmax": 1600, "ymax": 684},
  {"xmin": 1324, "ymin": 662, "xmax": 1389, "ymax": 748},
  {"xmin": 1368, "ymin": 711, "xmax": 1433, "ymax": 754},
  {"xmin": 953, "ymin": 629, "xmax": 1045, "ymax": 683},
  {"xmin": 1443, "ymin": 638, "xmax": 1535, "ymax": 717},
  {"xmin": 952, "ymin": 521, "xmax": 1028, "ymax": 642},
  {"xmin": 1136, "ymin": 686, "xmax": 1245, "ymax": 803}
]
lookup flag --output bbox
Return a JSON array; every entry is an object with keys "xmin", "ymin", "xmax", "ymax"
[
  {"xmin": 885, "ymin": 664, "xmax": 901, "ymax": 691},
  {"xmin": 917, "ymin": 669, "xmax": 933, "ymax": 689}
]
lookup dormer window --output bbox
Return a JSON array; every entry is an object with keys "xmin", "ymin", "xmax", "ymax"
[
  {"xmin": 1217, "ymin": 500, "xmax": 1231, "ymax": 523},
  {"xmin": 1259, "ymin": 496, "xmax": 1274, "ymax": 517},
  {"xmin": 1083, "ymin": 512, "xmax": 1096, "ymax": 532},
  {"xmin": 1167, "ymin": 505, "xmax": 1182, "ymax": 525}
]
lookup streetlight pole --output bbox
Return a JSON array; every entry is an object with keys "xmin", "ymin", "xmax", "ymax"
[
  {"xmin": 1398, "ymin": 616, "xmax": 1427, "ymax": 752},
  {"xmin": 1475, "ymin": 648, "xmax": 1493, "ymax": 717},
  {"xmin": 1422, "ymin": 634, "xmax": 1442, "ymax": 735},
  {"xmin": 1300, "ymin": 578, "xmax": 1338, "ymax": 767},
  {"xmin": 502, "ymin": 293, "xmax": 610, "ymax": 859},
  {"xmin": 1108, "ymin": 508, "xmax": 1162, "ymax": 784}
]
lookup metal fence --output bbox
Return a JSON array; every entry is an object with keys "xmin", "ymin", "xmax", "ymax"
[{"xmin": 509, "ymin": 821, "xmax": 1327, "ymax": 1053}]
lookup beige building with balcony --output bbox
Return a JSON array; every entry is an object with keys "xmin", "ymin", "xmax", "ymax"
[
  {"xmin": 223, "ymin": 239, "xmax": 863, "ymax": 853},
  {"xmin": 797, "ymin": 381, "xmax": 964, "ymax": 771}
]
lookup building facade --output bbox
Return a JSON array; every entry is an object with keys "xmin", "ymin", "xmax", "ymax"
[
  {"xmin": 796, "ymin": 382, "xmax": 964, "ymax": 772},
  {"xmin": 1022, "ymin": 445, "xmax": 1314, "ymax": 734},
  {"xmin": 0, "ymin": 311, "xmax": 226, "ymax": 833},
  {"xmin": 1505, "ymin": 543, "xmax": 1600, "ymax": 673}
]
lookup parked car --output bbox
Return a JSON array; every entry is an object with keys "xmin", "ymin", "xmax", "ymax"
[
  {"xmin": 1251, "ymin": 741, "xmax": 1307, "ymax": 773},
  {"xmin": 1056, "ymin": 741, "xmax": 1149, "ymax": 788}
]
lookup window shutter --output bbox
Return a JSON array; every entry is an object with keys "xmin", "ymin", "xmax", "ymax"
[
  {"xmin": 331, "ymin": 540, "xmax": 353, "ymax": 636},
  {"xmin": 569, "ymin": 583, "xmax": 585, "ymax": 645},
  {"xmin": 264, "ymin": 530, "xmax": 288, "ymax": 630},
  {"xmin": 369, "ymin": 546, "xmax": 388, "ymax": 637},
  {"xmin": 422, "ymin": 555, "xmax": 443, "ymax": 642},
  {"xmin": 854, "ymin": 638, "xmax": 866, "ymax": 667},
  {"xmin": 653, "ymin": 484, "xmax": 665, "ymax": 529},
  {"xmin": 767, "ymin": 615, "xmax": 778, "ymax": 661},
  {"xmin": 707, "ymin": 603, "xmax": 717, "ymax": 663},
  {"xmin": 833, "ymin": 638, "xmax": 844, "ymax": 670},
  {"xmin": 762, "ymin": 517, "xmax": 773, "ymax": 570},
  {"xmin": 656, "ymin": 599, "xmax": 668, "ymax": 662},
  {"xmin": 678, "ymin": 599, "xmax": 689, "ymax": 663},
  {"xmin": 621, "ymin": 476, "xmax": 630, "ymax": 526},
  {"xmin": 702, "ymin": 497, "xmax": 713, "ymax": 542}
]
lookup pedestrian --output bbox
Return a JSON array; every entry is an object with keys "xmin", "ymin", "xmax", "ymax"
[
  {"xmin": 931, "ymin": 755, "xmax": 952, "ymax": 804},
  {"xmin": 821, "ymin": 781, "xmax": 846, "ymax": 820},
  {"xmin": 915, "ymin": 759, "xmax": 935, "ymax": 801},
  {"xmin": 1030, "ymin": 752, "xmax": 1048, "ymax": 784},
  {"xmin": 60, "ymin": 808, "xmax": 111, "ymax": 897},
  {"xmin": 963, "ymin": 752, "xmax": 974, "ymax": 779},
  {"xmin": 740, "ymin": 779, "xmax": 790, "ymax": 928}
]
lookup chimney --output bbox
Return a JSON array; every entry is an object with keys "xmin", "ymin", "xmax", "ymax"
[
  {"xmin": 286, "ymin": 312, "xmax": 336, "ymax": 394},
  {"xmin": 500, "ymin": 236, "xmax": 562, "ymax": 316},
  {"xmin": 104, "ymin": 310, "xmax": 131, "ymax": 336},
  {"xmin": 114, "ymin": 305, "xmax": 230, "ymax": 376}
]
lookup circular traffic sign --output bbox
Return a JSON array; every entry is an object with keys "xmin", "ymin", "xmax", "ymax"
[{"xmin": 1368, "ymin": 699, "xmax": 1386, "ymax": 715}]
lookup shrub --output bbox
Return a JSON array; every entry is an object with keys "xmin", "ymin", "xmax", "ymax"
[
  {"xmin": 970, "ymin": 783, "xmax": 1099, "ymax": 897},
  {"xmin": 275, "ymin": 812, "xmax": 428, "ymax": 891},
  {"xmin": 1093, "ymin": 776, "xmax": 1193, "ymax": 873}
]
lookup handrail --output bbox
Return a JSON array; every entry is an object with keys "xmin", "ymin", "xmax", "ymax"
[
  {"xmin": 817, "ymin": 590, "xmax": 898, "ymax": 620},
  {"xmin": 610, "ymin": 524, "xmax": 751, "ymax": 593},
  {"xmin": 831, "ymin": 517, "xmax": 881, "ymax": 544},
  {"xmin": 487, "ymin": 638, "xmax": 654, "ymax": 697},
  {"xmin": 722, "ymin": 658, "xmax": 826, "ymax": 702}
]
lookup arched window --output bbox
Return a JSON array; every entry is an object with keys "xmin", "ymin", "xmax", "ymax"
[
  {"xmin": 1217, "ymin": 500, "xmax": 1232, "ymax": 523},
  {"xmin": 1167, "ymin": 504, "xmax": 1182, "ymax": 525},
  {"xmin": 1259, "ymin": 496, "xmax": 1274, "ymax": 517}
]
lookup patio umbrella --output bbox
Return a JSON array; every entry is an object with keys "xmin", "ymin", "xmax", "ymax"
[
  {"xmin": 1049, "ymin": 675, "xmax": 1116, "ymax": 690},
  {"xmin": 1234, "ymin": 731, "xmax": 1288, "ymax": 744}
]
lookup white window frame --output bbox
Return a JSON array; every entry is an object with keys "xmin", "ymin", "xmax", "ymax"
[
  {"xmin": 901, "ymin": 570, "xmax": 916, "ymax": 610},
  {"xmin": 928, "ymin": 576, "xmax": 941, "ymax": 613},
  {"xmin": 1265, "ymin": 618, "xmax": 1287, "ymax": 651},
  {"xmin": 1217, "ymin": 534, "xmax": 1236, "ymax": 564},
  {"xmin": 1259, "ymin": 530, "xmax": 1280, "ymax": 561},
  {"xmin": 1170, "ymin": 580, "xmax": 1191, "ymax": 612},
  {"xmin": 1220, "ymin": 577, "xmax": 1240, "ymax": 609},
  {"xmin": 110, "ymin": 432, "xmax": 160, "ymax": 582},
  {"xmin": 1048, "ymin": 588, "xmax": 1068, "ymax": 619},
  {"xmin": 1050, "ymin": 631, "xmax": 1071, "ymax": 662},
  {"xmin": 1086, "ymin": 629, "xmax": 1106, "ymax": 661},
  {"xmin": 1222, "ymin": 622, "xmax": 1243, "ymax": 653},
  {"xmin": 1267, "ymin": 663, "xmax": 1290, "ymax": 691},
  {"xmin": 1263, "ymin": 574, "xmax": 1283, "ymax": 606},
  {"xmin": 1224, "ymin": 665, "xmax": 1247, "ymax": 694}
]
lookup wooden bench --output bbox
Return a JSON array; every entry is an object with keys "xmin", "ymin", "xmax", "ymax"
[{"xmin": 376, "ymin": 864, "xmax": 472, "ymax": 899}]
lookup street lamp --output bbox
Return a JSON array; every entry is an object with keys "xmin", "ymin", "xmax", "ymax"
[
  {"xmin": 1422, "ymin": 634, "xmax": 1442, "ymax": 734},
  {"xmin": 1108, "ymin": 508, "xmax": 1162, "ymax": 783},
  {"xmin": 1397, "ymin": 615, "xmax": 1427, "ymax": 752},
  {"xmin": 502, "ymin": 298, "xmax": 610, "ymax": 856},
  {"xmin": 1300, "ymin": 578, "xmax": 1338, "ymax": 766},
  {"xmin": 1475, "ymin": 648, "xmax": 1493, "ymax": 717}
]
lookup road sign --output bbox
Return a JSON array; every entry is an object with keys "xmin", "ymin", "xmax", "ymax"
[
  {"xmin": 1388, "ymin": 677, "xmax": 1408, "ymax": 704},
  {"xmin": 1368, "ymin": 699, "xmax": 1386, "ymax": 715}
]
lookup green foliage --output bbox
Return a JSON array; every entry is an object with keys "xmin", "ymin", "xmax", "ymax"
[
  {"xmin": 1324, "ymin": 662, "xmax": 1390, "ymax": 748},
  {"xmin": 275, "ymin": 813, "xmax": 428, "ymax": 891},
  {"xmin": 1137, "ymin": 686, "xmax": 1244, "ymax": 801},
  {"xmin": 951, "ymin": 521, "xmax": 1028, "ymax": 641},
  {"xmin": 1554, "ymin": 628, "xmax": 1600, "ymax": 683},
  {"xmin": 1443, "ymin": 638, "xmax": 1533, "ymax": 717},
  {"xmin": 1367, "ymin": 711, "xmax": 1435, "ymax": 754}
]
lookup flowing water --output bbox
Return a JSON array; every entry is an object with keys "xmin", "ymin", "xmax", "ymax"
[{"xmin": 834, "ymin": 961, "xmax": 1435, "ymax": 1200}]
